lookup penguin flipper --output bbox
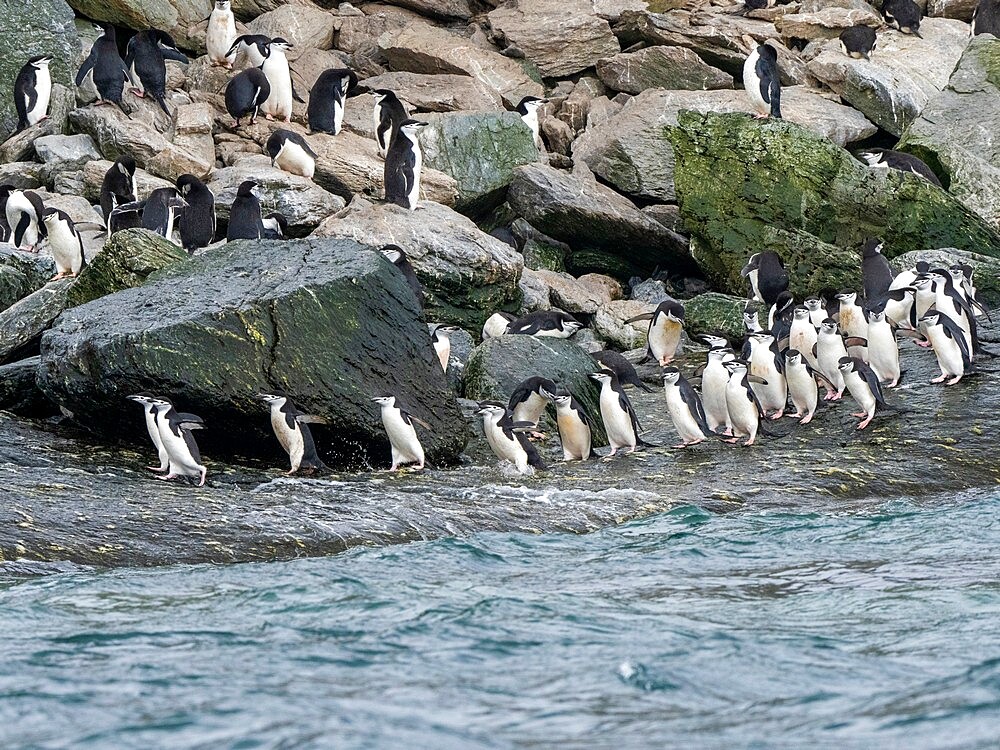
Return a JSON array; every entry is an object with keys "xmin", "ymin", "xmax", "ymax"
[
  {"xmin": 13, "ymin": 213, "xmax": 29, "ymax": 248},
  {"xmin": 175, "ymin": 413, "xmax": 206, "ymax": 429},
  {"xmin": 296, "ymin": 414, "xmax": 329, "ymax": 425},
  {"xmin": 75, "ymin": 47, "xmax": 99, "ymax": 86},
  {"xmin": 161, "ymin": 47, "xmax": 190, "ymax": 65},
  {"xmin": 768, "ymin": 77, "xmax": 782, "ymax": 119},
  {"xmin": 25, "ymin": 192, "xmax": 47, "ymax": 237},
  {"xmin": 623, "ymin": 312, "xmax": 654, "ymax": 324}
]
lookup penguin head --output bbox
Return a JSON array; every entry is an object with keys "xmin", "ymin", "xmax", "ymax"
[
  {"xmin": 820, "ymin": 318, "xmax": 839, "ymax": 334},
  {"xmin": 257, "ymin": 392, "xmax": 287, "ymax": 406},
  {"xmin": 708, "ymin": 347, "xmax": 732, "ymax": 362},
  {"xmin": 740, "ymin": 253, "xmax": 760, "ymax": 277},
  {"xmin": 792, "ymin": 305, "xmax": 810, "ymax": 320},
  {"xmin": 699, "ymin": 333, "xmax": 728, "ymax": 349},
  {"xmin": 661, "ymin": 367, "xmax": 681, "ymax": 386},
  {"xmin": 804, "ymin": 297, "xmax": 823, "ymax": 312},
  {"xmin": 399, "ymin": 119, "xmax": 428, "ymax": 138},
  {"xmin": 837, "ymin": 357, "xmax": 857, "ymax": 373},
  {"xmin": 372, "ymin": 395, "xmax": 398, "ymax": 408},
  {"xmin": 475, "ymin": 402, "xmax": 506, "ymax": 417},
  {"xmin": 835, "ymin": 290, "xmax": 857, "ymax": 304},
  {"xmin": 380, "ymin": 244, "xmax": 405, "ymax": 264},
  {"xmin": 538, "ymin": 385, "xmax": 561, "ymax": 403},
  {"xmin": 785, "ymin": 349, "xmax": 802, "ymax": 366},
  {"xmin": 862, "ymin": 238, "xmax": 885, "ymax": 258},
  {"xmin": 236, "ymin": 180, "xmax": 259, "ymax": 198},
  {"xmin": 28, "ymin": 55, "xmax": 53, "ymax": 69},
  {"xmin": 589, "ymin": 372, "xmax": 613, "ymax": 386},
  {"xmin": 41, "ymin": 207, "xmax": 65, "ymax": 228},
  {"xmin": 657, "ymin": 300, "xmax": 685, "ymax": 323},
  {"xmin": 116, "ymin": 156, "xmax": 137, "ymax": 177},
  {"xmin": 371, "ymin": 89, "xmax": 396, "ymax": 105},
  {"xmin": 725, "ymin": 360, "xmax": 748, "ymax": 376},
  {"xmin": 215, "ymin": 0, "xmax": 231, "ymax": 7},
  {"xmin": 516, "ymin": 96, "xmax": 548, "ymax": 115},
  {"xmin": 147, "ymin": 396, "xmax": 174, "ymax": 411},
  {"xmin": 868, "ymin": 308, "xmax": 886, "ymax": 323},
  {"xmin": 912, "ymin": 275, "xmax": 935, "ymax": 291},
  {"xmin": 947, "ymin": 267, "xmax": 966, "ymax": 283},
  {"xmin": 431, "ymin": 324, "xmax": 458, "ymax": 342},
  {"xmin": 176, "ymin": 174, "xmax": 201, "ymax": 196},
  {"xmin": 749, "ymin": 332, "xmax": 775, "ymax": 347},
  {"xmin": 774, "ymin": 291, "xmax": 794, "ymax": 312},
  {"xmin": 270, "ymin": 38, "xmax": 293, "ymax": 52},
  {"xmin": 919, "ymin": 310, "xmax": 941, "ymax": 327},
  {"xmin": 126, "ymin": 392, "xmax": 155, "ymax": 405}
]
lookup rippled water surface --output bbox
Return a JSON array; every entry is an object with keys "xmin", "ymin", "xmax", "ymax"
[{"xmin": 3, "ymin": 493, "xmax": 1000, "ymax": 749}]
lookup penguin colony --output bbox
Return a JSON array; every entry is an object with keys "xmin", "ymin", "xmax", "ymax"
[{"xmin": 0, "ymin": 0, "xmax": 996, "ymax": 482}]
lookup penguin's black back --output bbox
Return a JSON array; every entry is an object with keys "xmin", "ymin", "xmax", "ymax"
[
  {"xmin": 178, "ymin": 177, "xmax": 215, "ymax": 252},
  {"xmin": 225, "ymin": 68, "xmax": 270, "ymax": 120},
  {"xmin": 307, "ymin": 68, "xmax": 355, "ymax": 134},
  {"xmin": 228, "ymin": 193, "xmax": 263, "ymax": 241},
  {"xmin": 384, "ymin": 130, "xmax": 418, "ymax": 208},
  {"xmin": 13, "ymin": 61, "xmax": 40, "ymax": 130},
  {"xmin": 974, "ymin": 0, "xmax": 1000, "ymax": 35},
  {"xmin": 839, "ymin": 25, "xmax": 877, "ymax": 55},
  {"xmin": 140, "ymin": 188, "xmax": 176, "ymax": 234}
]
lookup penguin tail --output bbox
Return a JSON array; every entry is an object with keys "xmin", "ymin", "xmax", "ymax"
[
  {"xmin": 757, "ymin": 420, "xmax": 788, "ymax": 439},
  {"xmin": 637, "ymin": 438, "xmax": 658, "ymax": 448},
  {"xmin": 115, "ymin": 99, "xmax": 131, "ymax": 118},
  {"xmin": 155, "ymin": 94, "xmax": 171, "ymax": 116}
]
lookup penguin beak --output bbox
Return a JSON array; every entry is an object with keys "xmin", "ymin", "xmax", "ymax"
[{"xmin": 740, "ymin": 262, "xmax": 753, "ymax": 277}]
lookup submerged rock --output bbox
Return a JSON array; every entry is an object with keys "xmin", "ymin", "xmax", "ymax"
[
  {"xmin": 670, "ymin": 111, "xmax": 1000, "ymax": 296},
  {"xmin": 38, "ymin": 237, "xmax": 467, "ymax": 465}
]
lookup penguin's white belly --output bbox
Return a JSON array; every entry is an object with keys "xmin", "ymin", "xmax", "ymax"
[
  {"xmin": 844, "ymin": 371, "xmax": 876, "ymax": 416},
  {"xmin": 6, "ymin": 194, "xmax": 37, "ymax": 249},
  {"xmin": 28, "ymin": 68, "xmax": 51, "ymax": 125},
  {"xmin": 381, "ymin": 411, "xmax": 424, "ymax": 464},
  {"xmin": 867, "ymin": 322, "xmax": 900, "ymax": 383},
  {"xmin": 482, "ymin": 313, "xmax": 509, "ymax": 339},
  {"xmin": 786, "ymin": 366, "xmax": 818, "ymax": 415},
  {"xmin": 128, "ymin": 62, "xmax": 143, "ymax": 94},
  {"xmin": 599, "ymin": 389, "xmax": 636, "ymax": 449},
  {"xmin": 884, "ymin": 295, "xmax": 913, "ymax": 328},
  {"xmin": 333, "ymin": 99, "xmax": 345, "ymax": 135},
  {"xmin": 648, "ymin": 320, "xmax": 680, "ymax": 363},
  {"xmin": 48, "ymin": 222, "xmax": 82, "ymax": 274},
  {"xmin": 270, "ymin": 413, "xmax": 304, "ymax": 469},
  {"xmin": 665, "ymin": 388, "xmax": 704, "ymax": 442},
  {"xmin": 808, "ymin": 309, "xmax": 826, "ymax": 328},
  {"xmin": 555, "ymin": 410, "xmax": 590, "ymax": 460},
  {"xmin": 262, "ymin": 58, "xmax": 293, "ymax": 119},
  {"xmin": 926, "ymin": 326, "xmax": 965, "ymax": 377},
  {"xmin": 743, "ymin": 51, "xmax": 769, "ymax": 115},
  {"xmin": 749, "ymin": 351, "xmax": 786, "ymax": 412},
  {"xmin": 840, "ymin": 307, "xmax": 868, "ymax": 358},
  {"xmin": 915, "ymin": 289, "xmax": 936, "ymax": 319},
  {"xmin": 145, "ymin": 411, "xmax": 169, "ymax": 469},
  {"xmin": 747, "ymin": 268, "xmax": 762, "ymax": 302},
  {"xmin": 484, "ymin": 423, "xmax": 528, "ymax": 471},
  {"xmin": 533, "ymin": 327, "xmax": 570, "ymax": 338},
  {"xmin": 701, "ymin": 367, "xmax": 730, "ymax": 432},
  {"xmin": 206, "ymin": 12, "xmax": 237, "ymax": 62},
  {"xmin": 817, "ymin": 338, "xmax": 847, "ymax": 392},
  {"xmin": 160, "ymin": 427, "xmax": 203, "ymax": 476},
  {"xmin": 521, "ymin": 110, "xmax": 541, "ymax": 149},
  {"xmin": 725, "ymin": 383, "xmax": 758, "ymax": 438},
  {"xmin": 407, "ymin": 147, "xmax": 422, "ymax": 210},
  {"xmin": 513, "ymin": 393, "xmax": 547, "ymax": 427},
  {"xmin": 789, "ymin": 322, "xmax": 818, "ymax": 367},
  {"xmin": 433, "ymin": 338, "xmax": 450, "ymax": 372},
  {"xmin": 275, "ymin": 142, "xmax": 315, "ymax": 179}
]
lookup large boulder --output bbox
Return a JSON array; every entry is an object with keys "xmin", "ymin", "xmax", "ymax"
[
  {"xmin": 0, "ymin": 279, "xmax": 74, "ymax": 364},
  {"xmin": 487, "ymin": 0, "xmax": 620, "ymax": 78},
  {"xmin": 0, "ymin": 249, "xmax": 56, "ymax": 313},
  {"xmin": 897, "ymin": 36, "xmax": 1000, "ymax": 228},
  {"xmin": 596, "ymin": 46, "xmax": 734, "ymax": 94},
  {"xmin": 419, "ymin": 112, "xmax": 540, "ymax": 212},
  {"xmin": 0, "ymin": 0, "xmax": 80, "ymax": 141},
  {"xmin": 37, "ymin": 238, "xmax": 467, "ymax": 465},
  {"xmin": 507, "ymin": 163, "xmax": 693, "ymax": 278},
  {"xmin": 0, "ymin": 356, "xmax": 54, "ymax": 416},
  {"xmin": 359, "ymin": 72, "xmax": 504, "ymax": 112},
  {"xmin": 246, "ymin": 1, "xmax": 336, "ymax": 53},
  {"xmin": 774, "ymin": 7, "xmax": 882, "ymax": 40},
  {"xmin": 683, "ymin": 292, "xmax": 746, "ymax": 341},
  {"xmin": 462, "ymin": 334, "xmax": 606, "ymax": 445},
  {"xmin": 669, "ymin": 111, "xmax": 1000, "ymax": 296},
  {"xmin": 67, "ymin": 0, "xmax": 211, "ymax": 50},
  {"xmin": 807, "ymin": 18, "xmax": 971, "ymax": 136},
  {"xmin": 313, "ymin": 198, "xmax": 523, "ymax": 329},
  {"xmin": 572, "ymin": 88, "xmax": 878, "ymax": 202}
]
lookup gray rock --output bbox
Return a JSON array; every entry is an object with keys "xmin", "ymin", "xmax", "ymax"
[
  {"xmin": 592, "ymin": 299, "xmax": 650, "ymax": 350},
  {"xmin": 507, "ymin": 163, "xmax": 692, "ymax": 278},
  {"xmin": 927, "ymin": 0, "xmax": 978, "ymax": 20},
  {"xmin": 359, "ymin": 72, "xmax": 504, "ymax": 112},
  {"xmin": 0, "ymin": 249, "xmax": 57, "ymax": 313},
  {"xmin": 897, "ymin": 36, "xmax": 1000, "ymax": 228},
  {"xmin": 209, "ymin": 157, "xmax": 345, "ymax": 235},
  {"xmin": 518, "ymin": 268, "xmax": 552, "ymax": 312},
  {"xmin": 572, "ymin": 87, "xmax": 877, "ymax": 202},
  {"xmin": 530, "ymin": 270, "xmax": 623, "ymax": 314},
  {"xmin": 807, "ymin": 18, "xmax": 971, "ymax": 136},
  {"xmin": 0, "ymin": 162, "xmax": 48, "ymax": 190},
  {"xmin": 372, "ymin": 0, "xmax": 473, "ymax": 21},
  {"xmin": 247, "ymin": 1, "xmax": 336, "ymax": 54},
  {"xmin": 419, "ymin": 112, "xmax": 540, "ymax": 212},
  {"xmin": 775, "ymin": 7, "xmax": 882, "ymax": 40},
  {"xmin": 33, "ymin": 134, "xmax": 102, "ymax": 172},
  {"xmin": 540, "ymin": 116, "xmax": 575, "ymax": 155},
  {"xmin": 596, "ymin": 46, "xmax": 734, "ymax": 94},
  {"xmin": 0, "ymin": 278, "xmax": 73, "ymax": 364},
  {"xmin": 38, "ymin": 237, "xmax": 468, "ymax": 464},
  {"xmin": 487, "ymin": 0, "xmax": 620, "ymax": 78},
  {"xmin": 313, "ymin": 198, "xmax": 524, "ymax": 330},
  {"xmin": 629, "ymin": 278, "xmax": 671, "ymax": 304},
  {"xmin": 0, "ymin": 357, "xmax": 54, "ymax": 417},
  {"xmin": 67, "ymin": 0, "xmax": 210, "ymax": 50}
]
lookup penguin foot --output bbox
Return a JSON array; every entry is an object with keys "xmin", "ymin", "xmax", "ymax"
[
  {"xmin": 157, "ymin": 473, "xmax": 178, "ymax": 481},
  {"xmin": 197, "ymin": 470, "xmax": 207, "ymax": 487},
  {"xmin": 130, "ymin": 88, "xmax": 145, "ymax": 98},
  {"xmin": 946, "ymin": 375, "xmax": 963, "ymax": 386},
  {"xmin": 831, "ymin": 392, "xmax": 844, "ymax": 401},
  {"xmin": 931, "ymin": 374, "xmax": 947, "ymax": 383},
  {"xmin": 799, "ymin": 414, "xmax": 814, "ymax": 425},
  {"xmin": 851, "ymin": 411, "xmax": 867, "ymax": 418},
  {"xmin": 769, "ymin": 411, "xmax": 784, "ymax": 420},
  {"xmin": 856, "ymin": 415, "xmax": 874, "ymax": 430},
  {"xmin": 722, "ymin": 437, "xmax": 739, "ymax": 444},
  {"xmin": 916, "ymin": 340, "xmax": 932, "ymax": 348},
  {"xmin": 744, "ymin": 437, "xmax": 757, "ymax": 446},
  {"xmin": 753, "ymin": 113, "xmax": 769, "ymax": 120},
  {"xmin": 146, "ymin": 465, "xmax": 167, "ymax": 473},
  {"xmin": 265, "ymin": 114, "xmax": 274, "ymax": 121}
]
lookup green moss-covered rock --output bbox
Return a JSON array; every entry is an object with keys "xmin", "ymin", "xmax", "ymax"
[
  {"xmin": 683, "ymin": 292, "xmax": 746, "ymax": 341},
  {"xmin": 0, "ymin": 0, "xmax": 80, "ymax": 141},
  {"xmin": 38, "ymin": 238, "xmax": 467, "ymax": 466},
  {"xmin": 463, "ymin": 334, "xmax": 606, "ymax": 445},
  {"xmin": 0, "ymin": 249, "xmax": 57, "ymax": 312},
  {"xmin": 420, "ymin": 112, "xmax": 540, "ymax": 213},
  {"xmin": 669, "ymin": 111, "xmax": 1000, "ymax": 297},
  {"xmin": 0, "ymin": 278, "xmax": 73, "ymax": 364},
  {"xmin": 66, "ymin": 229, "xmax": 189, "ymax": 308}
]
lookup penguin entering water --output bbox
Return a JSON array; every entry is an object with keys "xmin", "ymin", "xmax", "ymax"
[
  {"xmin": 148, "ymin": 397, "xmax": 208, "ymax": 485},
  {"xmin": 974, "ymin": 0, "xmax": 1000, "ymax": 35},
  {"xmin": 5, "ymin": 190, "xmax": 47, "ymax": 252},
  {"xmin": 661, "ymin": 367, "xmax": 711, "ymax": 448},
  {"xmin": 257, "ymin": 393, "xmax": 329, "ymax": 474},
  {"xmin": 858, "ymin": 149, "xmax": 941, "ymax": 186},
  {"xmin": 741, "ymin": 251, "xmax": 788, "ymax": 305},
  {"xmin": 476, "ymin": 402, "xmax": 545, "ymax": 474},
  {"xmin": 515, "ymin": 96, "xmax": 547, "ymax": 150},
  {"xmin": 127, "ymin": 393, "xmax": 170, "ymax": 473},
  {"xmin": 100, "ymin": 156, "xmax": 138, "ymax": 226},
  {"xmin": 14, "ymin": 55, "xmax": 53, "ymax": 132},
  {"xmin": 260, "ymin": 38, "xmax": 299, "ymax": 122},
  {"xmin": 919, "ymin": 309, "xmax": 972, "ymax": 386},
  {"xmin": 372, "ymin": 89, "xmax": 409, "ymax": 158},
  {"xmin": 373, "ymin": 395, "xmax": 428, "ymax": 471},
  {"xmin": 540, "ymin": 388, "xmax": 594, "ymax": 462},
  {"xmin": 265, "ymin": 129, "xmax": 318, "ymax": 179},
  {"xmin": 228, "ymin": 181, "xmax": 265, "ymax": 241},
  {"xmin": 508, "ymin": 376, "xmax": 558, "ymax": 434},
  {"xmin": 380, "ymin": 244, "xmax": 423, "ymax": 307},
  {"xmin": 262, "ymin": 212, "xmax": 288, "ymax": 240},
  {"xmin": 747, "ymin": 332, "xmax": 787, "ymax": 419},
  {"xmin": 430, "ymin": 324, "xmax": 458, "ymax": 372},
  {"xmin": 76, "ymin": 23, "xmax": 130, "ymax": 115},
  {"xmin": 308, "ymin": 68, "xmax": 356, "ymax": 135},
  {"xmin": 882, "ymin": 0, "xmax": 923, "ymax": 36},
  {"xmin": 41, "ymin": 208, "xmax": 86, "ymax": 279},
  {"xmin": 591, "ymin": 350, "xmax": 652, "ymax": 392},
  {"xmin": 483, "ymin": 311, "xmax": 515, "ymax": 339},
  {"xmin": 743, "ymin": 42, "xmax": 782, "ymax": 119},
  {"xmin": 840, "ymin": 25, "xmax": 877, "ymax": 59},
  {"xmin": 207, "ymin": 0, "xmax": 238, "ymax": 68},
  {"xmin": 837, "ymin": 357, "xmax": 888, "ymax": 430},
  {"xmin": 861, "ymin": 238, "xmax": 893, "ymax": 301},
  {"xmin": 227, "ymin": 35, "xmax": 271, "ymax": 68},
  {"xmin": 125, "ymin": 29, "xmax": 189, "ymax": 115},
  {"xmin": 723, "ymin": 360, "xmax": 767, "ymax": 446},
  {"xmin": 590, "ymin": 371, "xmax": 652, "ymax": 458},
  {"xmin": 506, "ymin": 310, "xmax": 583, "ymax": 338},
  {"xmin": 176, "ymin": 174, "xmax": 216, "ymax": 253},
  {"xmin": 225, "ymin": 67, "xmax": 271, "ymax": 127},
  {"xmin": 783, "ymin": 349, "xmax": 821, "ymax": 424},
  {"xmin": 626, "ymin": 300, "xmax": 685, "ymax": 366},
  {"xmin": 384, "ymin": 119, "xmax": 428, "ymax": 211}
]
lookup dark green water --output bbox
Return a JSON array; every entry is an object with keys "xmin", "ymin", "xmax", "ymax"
[{"xmin": 2, "ymin": 494, "xmax": 999, "ymax": 749}]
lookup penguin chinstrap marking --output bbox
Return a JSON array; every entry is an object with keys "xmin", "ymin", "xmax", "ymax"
[
  {"xmin": 125, "ymin": 29, "xmax": 189, "ymax": 116},
  {"xmin": 626, "ymin": 300, "xmax": 685, "ymax": 366},
  {"xmin": 505, "ymin": 310, "xmax": 583, "ymax": 338},
  {"xmin": 228, "ymin": 180, "xmax": 264, "ymax": 241},
  {"xmin": 430, "ymin": 324, "xmax": 458, "ymax": 372},
  {"xmin": 590, "ymin": 372, "xmax": 652, "ymax": 459},
  {"xmin": 14, "ymin": 55, "xmax": 53, "ymax": 132},
  {"xmin": 476, "ymin": 402, "xmax": 545, "ymax": 474},
  {"xmin": 176, "ymin": 174, "xmax": 216, "ymax": 253},
  {"xmin": 858, "ymin": 149, "xmax": 941, "ymax": 186},
  {"xmin": 540, "ymin": 387, "xmax": 595, "ymax": 462},
  {"xmin": 226, "ymin": 35, "xmax": 271, "ymax": 68},
  {"xmin": 373, "ymin": 396, "xmax": 427, "ymax": 471},
  {"xmin": 723, "ymin": 360, "xmax": 767, "ymax": 446},
  {"xmin": 265, "ymin": 129, "xmax": 318, "ymax": 179},
  {"xmin": 225, "ymin": 68, "xmax": 270, "ymax": 127},
  {"xmin": 260, "ymin": 38, "xmax": 299, "ymax": 122},
  {"xmin": 257, "ymin": 393, "xmax": 329, "ymax": 474},
  {"xmin": 76, "ymin": 23, "xmax": 130, "ymax": 115},
  {"xmin": 662, "ymin": 368, "xmax": 711, "ymax": 448},
  {"xmin": 207, "ymin": 0, "xmax": 238, "ymax": 68},
  {"xmin": 747, "ymin": 332, "xmax": 788, "ymax": 419},
  {"xmin": 839, "ymin": 25, "xmax": 877, "ymax": 60},
  {"xmin": 741, "ymin": 251, "xmax": 788, "ymax": 306},
  {"xmin": 384, "ymin": 119, "xmax": 428, "ymax": 211},
  {"xmin": 41, "ymin": 208, "xmax": 86, "ymax": 279},
  {"xmin": 515, "ymin": 96, "xmax": 548, "ymax": 150},
  {"xmin": 100, "ymin": 156, "xmax": 138, "ymax": 229},
  {"xmin": 148, "ymin": 397, "xmax": 208, "ymax": 485},
  {"xmin": 743, "ymin": 42, "xmax": 782, "ymax": 119},
  {"xmin": 308, "ymin": 68, "xmax": 356, "ymax": 135},
  {"xmin": 5, "ymin": 189, "xmax": 47, "ymax": 252},
  {"xmin": 372, "ymin": 89, "xmax": 409, "ymax": 158},
  {"xmin": 783, "ymin": 349, "xmax": 820, "ymax": 424},
  {"xmin": 380, "ymin": 244, "xmax": 423, "ymax": 308},
  {"xmin": 127, "ymin": 393, "xmax": 169, "ymax": 472},
  {"xmin": 508, "ymin": 376, "xmax": 558, "ymax": 438},
  {"xmin": 837, "ymin": 357, "xmax": 888, "ymax": 430}
]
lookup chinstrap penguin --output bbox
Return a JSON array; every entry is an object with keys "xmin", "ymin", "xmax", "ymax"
[
  {"xmin": 837, "ymin": 357, "xmax": 888, "ymax": 430},
  {"xmin": 41, "ymin": 207, "xmax": 86, "ymax": 279},
  {"xmin": 76, "ymin": 23, "xmax": 130, "ymax": 115},
  {"xmin": 591, "ymin": 350, "xmax": 652, "ymax": 392},
  {"xmin": 265, "ymin": 129, "xmax": 317, "ymax": 179},
  {"xmin": 372, "ymin": 89, "xmax": 408, "ymax": 158},
  {"xmin": 206, "ymin": 0, "xmax": 238, "ymax": 68},
  {"xmin": 14, "ymin": 55, "xmax": 53, "ymax": 132},
  {"xmin": 257, "ymin": 392, "xmax": 329, "ymax": 474},
  {"xmin": 839, "ymin": 26, "xmax": 877, "ymax": 59},
  {"xmin": 373, "ymin": 395, "xmax": 428, "ymax": 471},
  {"xmin": 228, "ymin": 180, "xmax": 264, "ymax": 241},
  {"xmin": 100, "ymin": 156, "xmax": 138, "ymax": 227},
  {"xmin": 741, "ymin": 251, "xmax": 788, "ymax": 305},
  {"xmin": 626, "ymin": 300, "xmax": 685, "ymax": 366},
  {"xmin": 661, "ymin": 367, "xmax": 711, "ymax": 448},
  {"xmin": 125, "ymin": 29, "xmax": 189, "ymax": 115},
  {"xmin": 384, "ymin": 119, "xmax": 428, "ymax": 210},
  {"xmin": 858, "ymin": 149, "xmax": 941, "ymax": 186},
  {"xmin": 5, "ymin": 189, "xmax": 46, "ymax": 252},
  {"xmin": 260, "ymin": 38, "xmax": 300, "ymax": 122},
  {"xmin": 476, "ymin": 402, "xmax": 544, "ymax": 474},
  {"xmin": 176, "ymin": 174, "xmax": 216, "ymax": 253},
  {"xmin": 540, "ymin": 387, "xmax": 595, "ymax": 461},
  {"xmin": 225, "ymin": 67, "xmax": 271, "ymax": 127},
  {"xmin": 882, "ymin": 0, "xmax": 923, "ymax": 36},
  {"xmin": 308, "ymin": 68, "xmax": 356, "ymax": 135},
  {"xmin": 506, "ymin": 310, "xmax": 583, "ymax": 338},
  {"xmin": 381, "ymin": 244, "xmax": 423, "ymax": 307},
  {"xmin": 515, "ymin": 96, "xmax": 547, "ymax": 150},
  {"xmin": 127, "ymin": 393, "xmax": 170, "ymax": 473},
  {"xmin": 147, "ymin": 397, "xmax": 208, "ymax": 485},
  {"xmin": 743, "ymin": 41, "xmax": 782, "ymax": 119},
  {"xmin": 590, "ymin": 371, "xmax": 652, "ymax": 458}
]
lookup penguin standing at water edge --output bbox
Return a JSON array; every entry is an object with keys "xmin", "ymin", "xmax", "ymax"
[
  {"xmin": 384, "ymin": 119, "xmax": 428, "ymax": 211},
  {"xmin": 743, "ymin": 41, "xmax": 782, "ymax": 119},
  {"xmin": 266, "ymin": 130, "xmax": 317, "ymax": 179},
  {"xmin": 783, "ymin": 349, "xmax": 821, "ymax": 424},
  {"xmin": 14, "ymin": 56, "xmax": 53, "ymax": 132},
  {"xmin": 920, "ymin": 310, "xmax": 972, "ymax": 385},
  {"xmin": 838, "ymin": 357, "xmax": 888, "ymax": 430},
  {"xmin": 590, "ymin": 371, "xmax": 652, "ymax": 458},
  {"xmin": 476, "ymin": 402, "xmax": 545, "ymax": 474},
  {"xmin": 127, "ymin": 394, "xmax": 170, "ymax": 472},
  {"xmin": 308, "ymin": 69, "xmax": 356, "ymax": 135},
  {"xmin": 41, "ymin": 208, "xmax": 86, "ymax": 279},
  {"xmin": 206, "ymin": 0, "xmax": 238, "ymax": 68},
  {"xmin": 125, "ymin": 30, "xmax": 189, "ymax": 115},
  {"xmin": 626, "ymin": 300, "xmax": 685, "ymax": 366},
  {"xmin": 76, "ymin": 23, "xmax": 130, "ymax": 114},
  {"xmin": 148, "ymin": 397, "xmax": 208, "ymax": 485},
  {"xmin": 372, "ymin": 89, "xmax": 408, "ymax": 158},
  {"xmin": 747, "ymin": 332, "xmax": 787, "ymax": 419},
  {"xmin": 508, "ymin": 376, "xmax": 558, "ymax": 434},
  {"xmin": 540, "ymin": 387, "xmax": 595, "ymax": 462},
  {"xmin": 257, "ymin": 393, "xmax": 329, "ymax": 474},
  {"xmin": 228, "ymin": 180, "xmax": 264, "ymax": 241},
  {"xmin": 662, "ymin": 368, "xmax": 711, "ymax": 448},
  {"xmin": 724, "ymin": 360, "xmax": 767, "ymax": 446},
  {"xmin": 701, "ymin": 347, "xmax": 734, "ymax": 435},
  {"xmin": 176, "ymin": 174, "xmax": 216, "ymax": 253},
  {"xmin": 373, "ymin": 395, "xmax": 428, "ymax": 471}
]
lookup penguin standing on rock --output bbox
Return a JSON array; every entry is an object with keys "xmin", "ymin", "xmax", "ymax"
[
  {"xmin": 626, "ymin": 300, "xmax": 685, "ymax": 366},
  {"xmin": 741, "ymin": 251, "xmax": 788, "ymax": 305},
  {"xmin": 805, "ymin": 297, "xmax": 827, "ymax": 328},
  {"xmin": 476, "ymin": 402, "xmax": 545, "ymax": 474},
  {"xmin": 506, "ymin": 310, "xmax": 583, "ymax": 338},
  {"xmin": 384, "ymin": 119, "xmax": 428, "ymax": 211},
  {"xmin": 227, "ymin": 35, "xmax": 271, "ymax": 68},
  {"xmin": 127, "ymin": 393, "xmax": 169, "ymax": 473},
  {"xmin": 742, "ymin": 41, "xmax": 782, "ymax": 119},
  {"xmin": 840, "ymin": 25, "xmax": 877, "ymax": 59},
  {"xmin": 861, "ymin": 238, "xmax": 893, "ymax": 301},
  {"xmin": 372, "ymin": 89, "xmax": 408, "ymax": 158},
  {"xmin": 176, "ymin": 174, "xmax": 216, "ymax": 253},
  {"xmin": 590, "ymin": 371, "xmax": 652, "ymax": 458},
  {"xmin": 260, "ymin": 38, "xmax": 300, "ymax": 122},
  {"xmin": 228, "ymin": 180, "xmax": 264, "ymax": 241},
  {"xmin": 591, "ymin": 350, "xmax": 652, "ymax": 392},
  {"xmin": 724, "ymin": 360, "xmax": 767, "ymax": 446},
  {"xmin": 789, "ymin": 306, "xmax": 819, "ymax": 368},
  {"xmin": 373, "ymin": 395, "xmax": 428, "ymax": 471},
  {"xmin": 783, "ymin": 349, "xmax": 821, "ymax": 424},
  {"xmin": 515, "ymin": 96, "xmax": 547, "ymax": 150},
  {"xmin": 76, "ymin": 23, "xmax": 130, "ymax": 114},
  {"xmin": 539, "ymin": 387, "xmax": 595, "ymax": 462},
  {"xmin": 137, "ymin": 187, "xmax": 188, "ymax": 243},
  {"xmin": 702, "ymin": 347, "xmax": 734, "ymax": 435},
  {"xmin": 41, "ymin": 208, "xmax": 86, "ymax": 279},
  {"xmin": 206, "ymin": 0, "xmax": 237, "ymax": 68},
  {"xmin": 5, "ymin": 189, "xmax": 46, "ymax": 252},
  {"xmin": 661, "ymin": 367, "xmax": 711, "ymax": 448},
  {"xmin": 838, "ymin": 357, "xmax": 888, "ymax": 430},
  {"xmin": 14, "ymin": 56, "xmax": 53, "ymax": 132},
  {"xmin": 265, "ymin": 130, "xmax": 317, "ymax": 179},
  {"xmin": 882, "ymin": 0, "xmax": 923, "ymax": 37},
  {"xmin": 747, "ymin": 332, "xmax": 787, "ymax": 419},
  {"xmin": 100, "ymin": 156, "xmax": 138, "ymax": 225},
  {"xmin": 262, "ymin": 212, "xmax": 288, "ymax": 240},
  {"xmin": 380, "ymin": 244, "xmax": 423, "ymax": 307},
  {"xmin": 866, "ymin": 308, "xmax": 902, "ymax": 387},
  {"xmin": 920, "ymin": 309, "xmax": 972, "ymax": 385},
  {"xmin": 148, "ymin": 397, "xmax": 208, "ymax": 486},
  {"xmin": 308, "ymin": 68, "xmax": 356, "ymax": 135},
  {"xmin": 257, "ymin": 392, "xmax": 329, "ymax": 475},
  {"xmin": 225, "ymin": 67, "xmax": 270, "ymax": 127},
  {"xmin": 125, "ymin": 30, "xmax": 189, "ymax": 116}
]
